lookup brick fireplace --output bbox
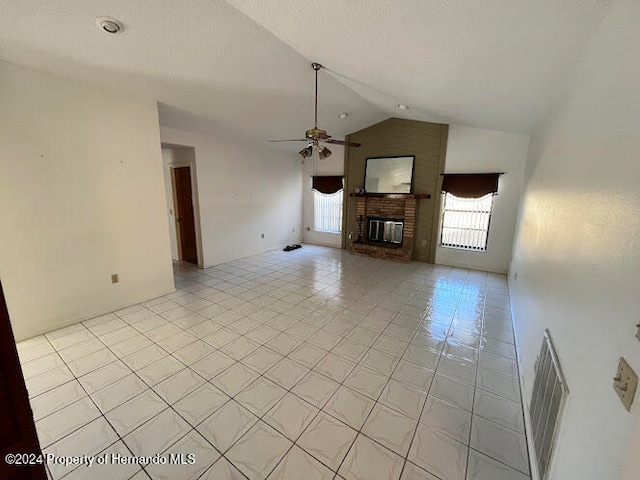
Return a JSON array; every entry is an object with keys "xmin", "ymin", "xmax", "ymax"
[{"xmin": 350, "ymin": 193, "xmax": 430, "ymax": 262}]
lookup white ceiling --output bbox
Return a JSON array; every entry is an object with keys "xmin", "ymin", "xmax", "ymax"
[
  {"xmin": 227, "ymin": 0, "xmax": 614, "ymax": 132},
  {"xmin": 0, "ymin": 0, "xmax": 385, "ymax": 150},
  {"xmin": 0, "ymin": 0, "xmax": 613, "ymax": 147}
]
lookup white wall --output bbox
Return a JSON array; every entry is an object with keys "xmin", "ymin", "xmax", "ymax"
[
  {"xmin": 435, "ymin": 126, "xmax": 529, "ymax": 273},
  {"xmin": 509, "ymin": 0, "xmax": 640, "ymax": 478},
  {"xmin": 622, "ymin": 413, "xmax": 640, "ymax": 479},
  {"xmin": 301, "ymin": 147, "xmax": 344, "ymax": 248},
  {"xmin": 0, "ymin": 61, "xmax": 175, "ymax": 341},
  {"xmin": 159, "ymin": 127, "xmax": 302, "ymax": 267}
]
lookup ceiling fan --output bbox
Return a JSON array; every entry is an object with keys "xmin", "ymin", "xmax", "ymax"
[{"xmin": 269, "ymin": 62, "xmax": 361, "ymax": 159}]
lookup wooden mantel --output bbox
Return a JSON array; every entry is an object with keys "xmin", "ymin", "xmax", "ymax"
[{"xmin": 349, "ymin": 193, "xmax": 431, "ymax": 199}]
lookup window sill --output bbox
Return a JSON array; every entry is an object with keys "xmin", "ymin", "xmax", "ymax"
[{"xmin": 440, "ymin": 245, "xmax": 488, "ymax": 252}]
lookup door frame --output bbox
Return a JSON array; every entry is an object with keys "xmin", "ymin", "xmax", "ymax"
[
  {"xmin": 0, "ymin": 279, "xmax": 48, "ymax": 480},
  {"xmin": 170, "ymin": 164, "xmax": 199, "ymax": 265},
  {"xmin": 162, "ymin": 143, "xmax": 204, "ymax": 268}
]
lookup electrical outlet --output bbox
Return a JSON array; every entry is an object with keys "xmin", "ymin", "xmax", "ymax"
[
  {"xmin": 111, "ymin": 274, "xmax": 119, "ymax": 284},
  {"xmin": 613, "ymin": 357, "xmax": 637, "ymax": 411},
  {"xmin": 306, "ymin": 227, "xmax": 311, "ymax": 232},
  {"xmin": 261, "ymin": 233, "xmax": 265, "ymax": 239},
  {"xmin": 635, "ymin": 321, "xmax": 640, "ymax": 342},
  {"xmin": 421, "ymin": 240, "xmax": 427, "ymax": 246}
]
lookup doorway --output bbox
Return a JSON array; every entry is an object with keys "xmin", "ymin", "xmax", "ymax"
[
  {"xmin": 172, "ymin": 166, "xmax": 198, "ymax": 264},
  {"xmin": 161, "ymin": 145, "xmax": 202, "ymax": 266}
]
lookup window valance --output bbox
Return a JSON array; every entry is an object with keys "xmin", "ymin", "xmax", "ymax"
[
  {"xmin": 312, "ymin": 176, "xmax": 344, "ymax": 195},
  {"xmin": 441, "ymin": 173, "xmax": 501, "ymax": 198}
]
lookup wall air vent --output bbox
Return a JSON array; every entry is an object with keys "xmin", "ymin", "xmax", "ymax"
[{"xmin": 529, "ymin": 329, "xmax": 569, "ymax": 479}]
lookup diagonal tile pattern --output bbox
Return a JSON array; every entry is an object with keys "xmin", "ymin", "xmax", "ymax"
[{"xmin": 17, "ymin": 245, "xmax": 530, "ymax": 479}]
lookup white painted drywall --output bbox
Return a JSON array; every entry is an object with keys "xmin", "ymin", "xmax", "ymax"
[
  {"xmin": 621, "ymin": 406, "xmax": 640, "ymax": 479},
  {"xmin": 159, "ymin": 126, "xmax": 302, "ymax": 267},
  {"xmin": 509, "ymin": 1, "xmax": 640, "ymax": 478},
  {"xmin": 435, "ymin": 126, "xmax": 529, "ymax": 274},
  {"xmin": 301, "ymin": 148, "xmax": 345, "ymax": 248},
  {"xmin": 0, "ymin": 61, "xmax": 175, "ymax": 341},
  {"xmin": 161, "ymin": 148, "xmax": 179, "ymax": 260}
]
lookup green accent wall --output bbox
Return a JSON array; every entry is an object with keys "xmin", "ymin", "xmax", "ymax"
[{"xmin": 342, "ymin": 118, "xmax": 449, "ymax": 262}]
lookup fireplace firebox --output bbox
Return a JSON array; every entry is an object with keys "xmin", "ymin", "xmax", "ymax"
[
  {"xmin": 367, "ymin": 217, "xmax": 404, "ymax": 245},
  {"xmin": 351, "ymin": 192, "xmax": 428, "ymax": 262}
]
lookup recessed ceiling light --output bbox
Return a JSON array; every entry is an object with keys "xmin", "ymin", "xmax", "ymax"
[
  {"xmin": 397, "ymin": 104, "xmax": 409, "ymax": 110},
  {"xmin": 338, "ymin": 112, "xmax": 349, "ymax": 119},
  {"xmin": 96, "ymin": 17, "xmax": 123, "ymax": 34}
]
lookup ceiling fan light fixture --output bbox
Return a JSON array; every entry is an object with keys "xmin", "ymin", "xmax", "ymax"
[
  {"xmin": 299, "ymin": 145, "xmax": 313, "ymax": 158},
  {"xmin": 318, "ymin": 146, "xmax": 332, "ymax": 159},
  {"xmin": 269, "ymin": 62, "xmax": 362, "ymax": 151}
]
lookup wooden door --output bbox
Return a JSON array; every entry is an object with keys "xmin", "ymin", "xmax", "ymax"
[
  {"xmin": 173, "ymin": 166, "xmax": 198, "ymax": 264},
  {"xmin": 0, "ymin": 281, "xmax": 48, "ymax": 480}
]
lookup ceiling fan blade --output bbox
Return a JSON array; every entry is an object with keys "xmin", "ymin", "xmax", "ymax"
[
  {"xmin": 279, "ymin": 63, "xmax": 361, "ymax": 151},
  {"xmin": 325, "ymin": 139, "xmax": 362, "ymax": 147}
]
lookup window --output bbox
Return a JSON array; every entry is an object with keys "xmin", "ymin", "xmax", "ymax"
[
  {"xmin": 313, "ymin": 189, "xmax": 343, "ymax": 233},
  {"xmin": 440, "ymin": 192, "xmax": 494, "ymax": 251}
]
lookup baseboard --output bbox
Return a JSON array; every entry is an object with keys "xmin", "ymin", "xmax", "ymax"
[
  {"xmin": 435, "ymin": 260, "xmax": 508, "ymax": 275},
  {"xmin": 509, "ymin": 280, "xmax": 541, "ymax": 480},
  {"xmin": 302, "ymin": 240, "xmax": 342, "ymax": 249},
  {"xmin": 16, "ymin": 285, "xmax": 177, "ymax": 343}
]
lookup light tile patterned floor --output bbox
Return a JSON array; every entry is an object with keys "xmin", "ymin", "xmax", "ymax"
[{"xmin": 17, "ymin": 245, "xmax": 531, "ymax": 480}]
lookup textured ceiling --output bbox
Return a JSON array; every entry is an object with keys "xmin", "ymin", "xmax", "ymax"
[
  {"xmin": 0, "ymin": 0, "xmax": 385, "ymax": 150},
  {"xmin": 0, "ymin": 0, "xmax": 613, "ymax": 145},
  {"xmin": 227, "ymin": 0, "xmax": 614, "ymax": 132}
]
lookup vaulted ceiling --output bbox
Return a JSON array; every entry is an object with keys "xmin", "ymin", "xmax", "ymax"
[
  {"xmin": 0, "ymin": 0, "xmax": 613, "ymax": 147},
  {"xmin": 228, "ymin": 0, "xmax": 614, "ymax": 132}
]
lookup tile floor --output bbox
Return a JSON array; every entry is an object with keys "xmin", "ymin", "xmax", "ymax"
[{"xmin": 17, "ymin": 245, "xmax": 531, "ymax": 480}]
